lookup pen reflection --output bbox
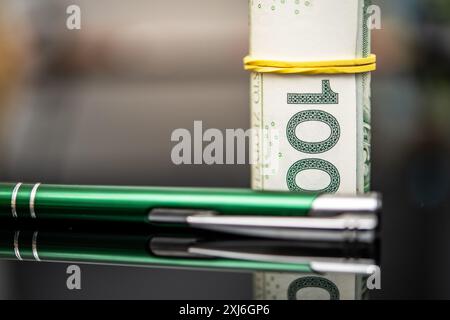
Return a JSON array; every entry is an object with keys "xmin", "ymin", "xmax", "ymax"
[{"xmin": 0, "ymin": 224, "xmax": 379, "ymax": 275}]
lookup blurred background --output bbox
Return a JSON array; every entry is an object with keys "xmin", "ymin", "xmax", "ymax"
[{"xmin": 0, "ymin": 0, "xmax": 449, "ymax": 299}]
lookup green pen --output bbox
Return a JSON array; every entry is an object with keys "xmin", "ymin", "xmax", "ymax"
[{"xmin": 0, "ymin": 183, "xmax": 381, "ymax": 241}]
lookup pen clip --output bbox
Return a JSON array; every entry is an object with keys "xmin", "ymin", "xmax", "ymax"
[
  {"xmin": 149, "ymin": 237, "xmax": 378, "ymax": 275},
  {"xmin": 148, "ymin": 208, "xmax": 378, "ymax": 242}
]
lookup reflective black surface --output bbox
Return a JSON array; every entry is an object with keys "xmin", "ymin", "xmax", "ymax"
[{"xmin": 0, "ymin": 0, "xmax": 449, "ymax": 299}]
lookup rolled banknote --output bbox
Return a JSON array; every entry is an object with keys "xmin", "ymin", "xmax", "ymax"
[
  {"xmin": 249, "ymin": 0, "xmax": 373, "ymax": 299},
  {"xmin": 250, "ymin": 0, "xmax": 372, "ymax": 193}
]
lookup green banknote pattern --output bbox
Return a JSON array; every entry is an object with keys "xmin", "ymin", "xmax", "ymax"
[
  {"xmin": 359, "ymin": 0, "xmax": 372, "ymax": 192},
  {"xmin": 286, "ymin": 158, "xmax": 340, "ymax": 193},
  {"xmin": 286, "ymin": 110, "xmax": 340, "ymax": 154},
  {"xmin": 285, "ymin": 79, "xmax": 340, "ymax": 192},
  {"xmin": 287, "ymin": 80, "xmax": 339, "ymax": 105},
  {"xmin": 287, "ymin": 277, "xmax": 340, "ymax": 300}
]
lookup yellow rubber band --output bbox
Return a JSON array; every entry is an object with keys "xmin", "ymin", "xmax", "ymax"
[{"xmin": 244, "ymin": 54, "xmax": 376, "ymax": 75}]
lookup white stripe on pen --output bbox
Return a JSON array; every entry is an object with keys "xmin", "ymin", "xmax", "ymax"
[
  {"xmin": 14, "ymin": 231, "xmax": 23, "ymax": 261},
  {"xmin": 30, "ymin": 183, "xmax": 41, "ymax": 219},
  {"xmin": 11, "ymin": 183, "xmax": 23, "ymax": 218},
  {"xmin": 32, "ymin": 231, "xmax": 41, "ymax": 262}
]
